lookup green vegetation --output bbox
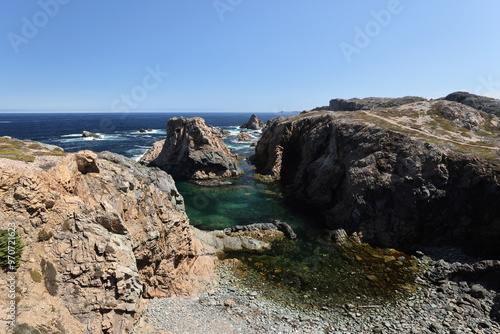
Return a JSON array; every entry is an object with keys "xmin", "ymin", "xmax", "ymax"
[
  {"xmin": 0, "ymin": 137, "xmax": 66, "ymax": 162},
  {"xmin": 0, "ymin": 230, "xmax": 24, "ymax": 269},
  {"xmin": 12, "ymin": 323, "xmax": 42, "ymax": 334},
  {"xmin": 30, "ymin": 269, "xmax": 42, "ymax": 282}
]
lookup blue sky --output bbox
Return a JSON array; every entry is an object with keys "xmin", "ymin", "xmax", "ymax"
[{"xmin": 1, "ymin": 0, "xmax": 499, "ymax": 112}]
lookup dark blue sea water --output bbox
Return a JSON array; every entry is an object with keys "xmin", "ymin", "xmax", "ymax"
[{"xmin": 0, "ymin": 112, "xmax": 281, "ymax": 160}]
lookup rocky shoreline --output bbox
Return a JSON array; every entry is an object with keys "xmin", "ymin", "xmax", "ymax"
[{"xmin": 141, "ymin": 251, "xmax": 500, "ymax": 334}]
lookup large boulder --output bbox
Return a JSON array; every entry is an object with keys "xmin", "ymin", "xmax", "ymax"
[
  {"xmin": 148, "ymin": 117, "xmax": 243, "ymax": 180},
  {"xmin": 0, "ymin": 138, "xmax": 217, "ymax": 334},
  {"xmin": 251, "ymin": 101, "xmax": 500, "ymax": 258},
  {"xmin": 241, "ymin": 114, "xmax": 265, "ymax": 130}
]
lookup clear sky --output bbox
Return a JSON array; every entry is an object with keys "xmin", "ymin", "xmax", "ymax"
[{"xmin": 1, "ymin": 0, "xmax": 500, "ymax": 112}]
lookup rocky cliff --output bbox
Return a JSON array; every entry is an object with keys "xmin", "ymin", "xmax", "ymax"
[
  {"xmin": 241, "ymin": 114, "xmax": 265, "ymax": 130},
  {"xmin": 251, "ymin": 101, "xmax": 500, "ymax": 257},
  {"xmin": 0, "ymin": 138, "xmax": 217, "ymax": 334},
  {"xmin": 146, "ymin": 117, "xmax": 243, "ymax": 180}
]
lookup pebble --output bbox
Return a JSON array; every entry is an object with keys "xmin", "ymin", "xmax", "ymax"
[{"xmin": 139, "ymin": 254, "xmax": 500, "ymax": 334}]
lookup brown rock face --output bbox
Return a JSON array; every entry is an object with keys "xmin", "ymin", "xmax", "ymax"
[
  {"xmin": 0, "ymin": 141, "xmax": 217, "ymax": 334},
  {"xmin": 149, "ymin": 117, "xmax": 243, "ymax": 180},
  {"xmin": 139, "ymin": 139, "xmax": 165, "ymax": 164},
  {"xmin": 236, "ymin": 132, "xmax": 252, "ymax": 142},
  {"xmin": 251, "ymin": 102, "xmax": 500, "ymax": 258}
]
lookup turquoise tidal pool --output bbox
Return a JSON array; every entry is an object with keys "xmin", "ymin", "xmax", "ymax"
[{"xmin": 176, "ymin": 133, "xmax": 420, "ymax": 309}]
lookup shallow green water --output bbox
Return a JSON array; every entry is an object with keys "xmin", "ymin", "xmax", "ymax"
[
  {"xmin": 177, "ymin": 141, "xmax": 418, "ymax": 307},
  {"xmin": 177, "ymin": 159, "xmax": 317, "ymax": 235}
]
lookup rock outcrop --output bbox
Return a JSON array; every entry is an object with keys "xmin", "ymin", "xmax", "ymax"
[
  {"xmin": 147, "ymin": 117, "xmax": 243, "ymax": 180},
  {"xmin": 442, "ymin": 91, "xmax": 500, "ymax": 116},
  {"xmin": 251, "ymin": 101, "xmax": 500, "ymax": 258},
  {"xmin": 139, "ymin": 139, "xmax": 165, "ymax": 164},
  {"xmin": 322, "ymin": 96, "xmax": 426, "ymax": 111},
  {"xmin": 82, "ymin": 131, "xmax": 102, "ymax": 139},
  {"xmin": 236, "ymin": 132, "xmax": 252, "ymax": 142},
  {"xmin": 0, "ymin": 138, "xmax": 217, "ymax": 334},
  {"xmin": 241, "ymin": 114, "xmax": 265, "ymax": 130},
  {"xmin": 191, "ymin": 222, "xmax": 291, "ymax": 254},
  {"xmin": 230, "ymin": 220, "xmax": 297, "ymax": 240}
]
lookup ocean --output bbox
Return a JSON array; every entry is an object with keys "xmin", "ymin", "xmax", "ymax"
[{"xmin": 0, "ymin": 112, "xmax": 282, "ymax": 161}]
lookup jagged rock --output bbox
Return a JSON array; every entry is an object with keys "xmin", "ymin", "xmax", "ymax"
[
  {"xmin": 220, "ymin": 129, "xmax": 232, "ymax": 138},
  {"xmin": 443, "ymin": 91, "xmax": 500, "ymax": 116},
  {"xmin": 138, "ymin": 140, "xmax": 165, "ymax": 164},
  {"xmin": 0, "ymin": 140, "xmax": 217, "ymax": 334},
  {"xmin": 139, "ymin": 129, "xmax": 152, "ymax": 133},
  {"xmin": 241, "ymin": 114, "xmax": 265, "ymax": 130},
  {"xmin": 236, "ymin": 132, "xmax": 252, "ymax": 142},
  {"xmin": 148, "ymin": 117, "xmax": 243, "ymax": 180},
  {"xmin": 82, "ymin": 131, "xmax": 102, "ymax": 139},
  {"xmin": 251, "ymin": 103, "xmax": 500, "ymax": 257},
  {"xmin": 327, "ymin": 96, "xmax": 426, "ymax": 111},
  {"xmin": 491, "ymin": 294, "xmax": 500, "ymax": 323}
]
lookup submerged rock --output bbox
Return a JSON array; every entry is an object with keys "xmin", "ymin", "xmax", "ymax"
[
  {"xmin": 147, "ymin": 117, "xmax": 243, "ymax": 180},
  {"xmin": 241, "ymin": 114, "xmax": 265, "ymax": 130},
  {"xmin": 230, "ymin": 220, "xmax": 297, "ymax": 239},
  {"xmin": 191, "ymin": 227, "xmax": 282, "ymax": 253}
]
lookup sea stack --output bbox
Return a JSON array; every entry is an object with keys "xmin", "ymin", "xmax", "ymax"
[
  {"xmin": 148, "ymin": 117, "xmax": 243, "ymax": 180},
  {"xmin": 241, "ymin": 114, "xmax": 265, "ymax": 130}
]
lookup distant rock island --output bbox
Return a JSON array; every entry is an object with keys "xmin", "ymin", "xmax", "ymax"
[
  {"xmin": 82, "ymin": 130, "xmax": 102, "ymax": 139},
  {"xmin": 142, "ymin": 117, "xmax": 243, "ymax": 180},
  {"xmin": 253, "ymin": 97, "xmax": 500, "ymax": 258},
  {"xmin": 240, "ymin": 114, "xmax": 265, "ymax": 130}
]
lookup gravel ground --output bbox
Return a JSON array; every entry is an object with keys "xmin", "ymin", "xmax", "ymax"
[{"xmin": 141, "ymin": 255, "xmax": 500, "ymax": 334}]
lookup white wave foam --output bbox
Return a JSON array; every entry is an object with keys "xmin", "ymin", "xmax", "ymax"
[
  {"xmin": 130, "ymin": 129, "xmax": 165, "ymax": 135},
  {"xmin": 0, "ymin": 121, "xmax": 12, "ymax": 124}
]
